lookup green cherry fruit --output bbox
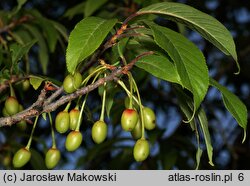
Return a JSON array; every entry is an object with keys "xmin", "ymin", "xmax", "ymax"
[
  {"xmin": 55, "ymin": 111, "xmax": 70, "ymax": 133},
  {"xmin": 45, "ymin": 148, "xmax": 61, "ymax": 169},
  {"xmin": 65, "ymin": 131, "xmax": 82, "ymax": 151},
  {"xmin": 63, "ymin": 74, "xmax": 75, "ymax": 93},
  {"xmin": 121, "ymin": 109, "xmax": 139, "ymax": 131},
  {"xmin": 91, "ymin": 120, "xmax": 108, "ymax": 144},
  {"xmin": 131, "ymin": 119, "xmax": 142, "ymax": 140},
  {"xmin": 18, "ymin": 104, "xmax": 24, "ymax": 112},
  {"xmin": 13, "ymin": 148, "xmax": 31, "ymax": 168},
  {"xmin": 69, "ymin": 108, "xmax": 80, "ymax": 130},
  {"xmin": 16, "ymin": 104, "xmax": 27, "ymax": 130},
  {"xmin": 73, "ymin": 72, "xmax": 82, "ymax": 89},
  {"xmin": 5, "ymin": 96, "xmax": 19, "ymax": 116},
  {"xmin": 2, "ymin": 107, "xmax": 9, "ymax": 117},
  {"xmin": 133, "ymin": 139, "xmax": 150, "ymax": 162},
  {"xmin": 17, "ymin": 120, "xmax": 27, "ymax": 131},
  {"xmin": 22, "ymin": 79, "xmax": 30, "ymax": 91},
  {"xmin": 143, "ymin": 107, "xmax": 156, "ymax": 130}
]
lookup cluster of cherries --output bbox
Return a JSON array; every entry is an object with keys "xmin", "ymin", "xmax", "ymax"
[{"xmin": 6, "ymin": 69, "xmax": 156, "ymax": 169}]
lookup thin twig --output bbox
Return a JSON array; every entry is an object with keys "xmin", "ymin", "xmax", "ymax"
[
  {"xmin": 124, "ymin": 25, "xmax": 145, "ymax": 31},
  {"xmin": 116, "ymin": 33, "xmax": 143, "ymax": 40},
  {"xmin": 43, "ymin": 87, "xmax": 64, "ymax": 105}
]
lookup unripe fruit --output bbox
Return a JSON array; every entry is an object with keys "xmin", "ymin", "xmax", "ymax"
[
  {"xmin": 63, "ymin": 72, "xmax": 82, "ymax": 94},
  {"xmin": 65, "ymin": 131, "xmax": 82, "ymax": 151},
  {"xmin": 73, "ymin": 72, "xmax": 82, "ymax": 89},
  {"xmin": 133, "ymin": 139, "xmax": 150, "ymax": 162},
  {"xmin": 91, "ymin": 120, "xmax": 107, "ymax": 144},
  {"xmin": 69, "ymin": 108, "xmax": 80, "ymax": 130},
  {"xmin": 63, "ymin": 74, "xmax": 75, "ymax": 93},
  {"xmin": 45, "ymin": 148, "xmax": 61, "ymax": 169},
  {"xmin": 17, "ymin": 120, "xmax": 27, "ymax": 131},
  {"xmin": 131, "ymin": 119, "xmax": 142, "ymax": 140},
  {"xmin": 5, "ymin": 96, "xmax": 19, "ymax": 116},
  {"xmin": 18, "ymin": 104, "xmax": 24, "ymax": 112},
  {"xmin": 16, "ymin": 104, "xmax": 27, "ymax": 130},
  {"xmin": 121, "ymin": 109, "xmax": 139, "ymax": 131},
  {"xmin": 12, "ymin": 148, "xmax": 31, "ymax": 168},
  {"xmin": 2, "ymin": 107, "xmax": 9, "ymax": 117},
  {"xmin": 55, "ymin": 111, "xmax": 70, "ymax": 133},
  {"xmin": 143, "ymin": 107, "xmax": 156, "ymax": 130},
  {"xmin": 22, "ymin": 79, "xmax": 30, "ymax": 91}
]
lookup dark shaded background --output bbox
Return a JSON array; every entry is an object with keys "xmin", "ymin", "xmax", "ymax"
[{"xmin": 0, "ymin": 0, "xmax": 249, "ymax": 170}]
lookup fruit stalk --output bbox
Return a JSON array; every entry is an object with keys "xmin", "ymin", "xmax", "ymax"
[
  {"xmin": 100, "ymin": 73, "xmax": 107, "ymax": 122},
  {"xmin": 9, "ymin": 83, "xmax": 16, "ymax": 97},
  {"xmin": 128, "ymin": 72, "xmax": 133, "ymax": 109},
  {"xmin": 75, "ymin": 95, "xmax": 87, "ymax": 131},
  {"xmin": 131, "ymin": 76, "xmax": 145, "ymax": 139},
  {"xmin": 64, "ymin": 101, "xmax": 71, "ymax": 112},
  {"xmin": 117, "ymin": 80, "xmax": 139, "ymax": 105},
  {"xmin": 26, "ymin": 116, "xmax": 39, "ymax": 150},
  {"xmin": 48, "ymin": 113, "xmax": 56, "ymax": 148}
]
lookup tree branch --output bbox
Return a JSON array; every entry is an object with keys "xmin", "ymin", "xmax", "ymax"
[
  {"xmin": 0, "ymin": 51, "xmax": 153, "ymax": 127},
  {"xmin": 43, "ymin": 87, "xmax": 64, "ymax": 105},
  {"xmin": 0, "ymin": 15, "xmax": 33, "ymax": 34},
  {"xmin": 0, "ymin": 75, "xmax": 29, "ymax": 94}
]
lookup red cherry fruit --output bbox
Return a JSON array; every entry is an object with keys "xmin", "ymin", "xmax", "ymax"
[{"xmin": 121, "ymin": 109, "xmax": 139, "ymax": 131}]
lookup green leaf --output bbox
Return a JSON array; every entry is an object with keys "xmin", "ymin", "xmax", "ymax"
[
  {"xmin": 175, "ymin": 86, "xmax": 214, "ymax": 166},
  {"xmin": 84, "ymin": 0, "xmax": 108, "ymax": 17},
  {"xmin": 28, "ymin": 11, "xmax": 58, "ymax": 52},
  {"xmin": 42, "ymin": 113, "xmax": 47, "ymax": 120},
  {"xmin": 30, "ymin": 76, "xmax": 44, "ymax": 90},
  {"xmin": 17, "ymin": 0, "xmax": 27, "ymax": 11},
  {"xmin": 117, "ymin": 38, "xmax": 129, "ymax": 62},
  {"xmin": 23, "ymin": 24, "xmax": 49, "ymax": 74},
  {"xmin": 195, "ymin": 147, "xmax": 203, "ymax": 170},
  {"xmin": 66, "ymin": 17, "xmax": 117, "ymax": 73},
  {"xmin": 111, "ymin": 38, "xmax": 129, "ymax": 64},
  {"xmin": 10, "ymin": 40, "xmax": 37, "ymax": 64},
  {"xmin": 103, "ymin": 82, "xmax": 118, "ymax": 118},
  {"xmin": 197, "ymin": 107, "xmax": 214, "ymax": 166},
  {"xmin": 209, "ymin": 78, "xmax": 247, "ymax": 142},
  {"xmin": 149, "ymin": 23, "xmax": 209, "ymax": 113},
  {"xmin": 12, "ymin": 29, "xmax": 33, "ymax": 45},
  {"xmin": 64, "ymin": 2, "xmax": 85, "ymax": 20},
  {"xmin": 138, "ymin": 2, "xmax": 239, "ymax": 73},
  {"xmin": 51, "ymin": 21, "xmax": 68, "ymax": 41},
  {"xmin": 9, "ymin": 0, "xmax": 27, "ymax": 18},
  {"xmin": 136, "ymin": 54, "xmax": 181, "ymax": 84},
  {"xmin": 38, "ymin": 18, "xmax": 58, "ymax": 52},
  {"xmin": 174, "ymin": 86, "xmax": 196, "ymax": 131},
  {"xmin": 106, "ymin": 96, "xmax": 114, "ymax": 118}
]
